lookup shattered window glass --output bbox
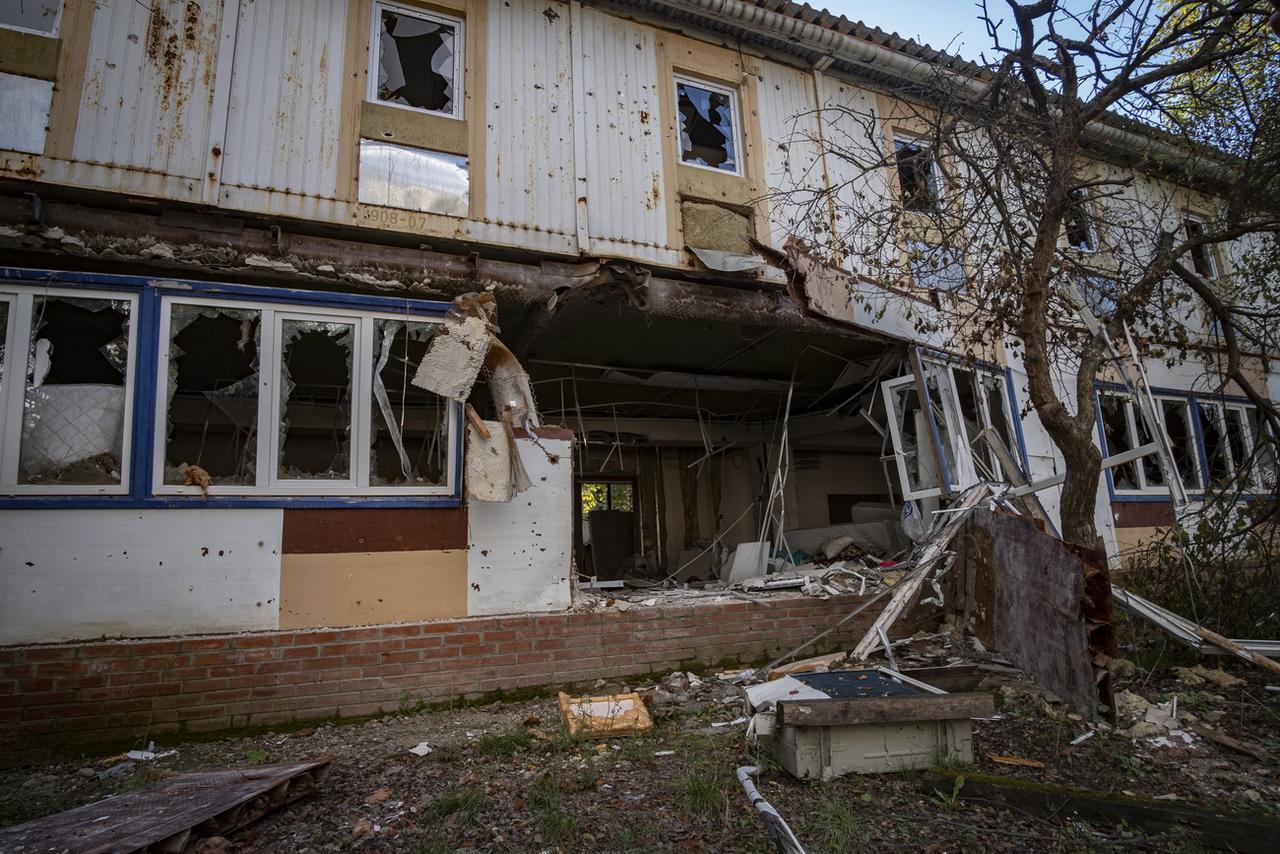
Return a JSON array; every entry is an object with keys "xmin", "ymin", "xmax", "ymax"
[
  {"xmin": 1225, "ymin": 406, "xmax": 1251, "ymax": 482},
  {"xmin": 163, "ymin": 304, "xmax": 261, "ymax": 487},
  {"xmin": 1197, "ymin": 402, "xmax": 1232, "ymax": 485},
  {"xmin": 1159, "ymin": 398, "xmax": 1202, "ymax": 491},
  {"xmin": 374, "ymin": 4, "xmax": 460, "ymax": 116},
  {"xmin": 1134, "ymin": 401, "xmax": 1165, "ymax": 488},
  {"xmin": 952, "ymin": 367, "xmax": 990, "ymax": 476},
  {"xmin": 1244, "ymin": 406, "xmax": 1276, "ymax": 492},
  {"xmin": 1183, "ymin": 218, "xmax": 1218, "ymax": 279},
  {"xmin": 1080, "ymin": 275, "xmax": 1118, "ymax": 319},
  {"xmin": 19, "ymin": 295, "xmax": 131, "ymax": 485},
  {"xmin": 1065, "ymin": 190, "xmax": 1094, "ymax": 251},
  {"xmin": 890, "ymin": 382, "xmax": 935, "ymax": 493},
  {"xmin": 279, "ymin": 319, "xmax": 355, "ymax": 481},
  {"xmin": 982, "ymin": 373, "xmax": 1016, "ymax": 464},
  {"xmin": 894, "ymin": 139, "xmax": 939, "ymax": 213},
  {"xmin": 358, "ymin": 139, "xmax": 469, "ymax": 217},
  {"xmin": 676, "ymin": 78, "xmax": 739, "ymax": 173},
  {"xmin": 0, "ymin": 300, "xmax": 9, "ymax": 395},
  {"xmin": 0, "ymin": 1, "xmax": 61, "ymax": 35},
  {"xmin": 922, "ymin": 362, "xmax": 964, "ymax": 487},
  {"xmin": 370, "ymin": 319, "xmax": 449, "ymax": 486},
  {"xmin": 1100, "ymin": 393, "xmax": 1139, "ymax": 490}
]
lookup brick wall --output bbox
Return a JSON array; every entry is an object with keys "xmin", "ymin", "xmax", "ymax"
[{"xmin": 1, "ymin": 595, "xmax": 895, "ymax": 754}]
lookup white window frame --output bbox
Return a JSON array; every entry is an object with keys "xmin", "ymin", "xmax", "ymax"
[
  {"xmin": 673, "ymin": 74, "xmax": 744, "ymax": 177},
  {"xmin": 0, "ymin": 1, "xmax": 62, "ymax": 37},
  {"xmin": 0, "ymin": 286, "xmax": 139, "ymax": 495},
  {"xmin": 367, "ymin": 0, "xmax": 465, "ymax": 121},
  {"xmin": 1064, "ymin": 189, "xmax": 1096, "ymax": 252},
  {"xmin": 152, "ymin": 296, "xmax": 457, "ymax": 498},
  {"xmin": 1153, "ymin": 395, "xmax": 1203, "ymax": 493},
  {"xmin": 1222, "ymin": 401, "xmax": 1267, "ymax": 493},
  {"xmin": 1183, "ymin": 215, "xmax": 1220, "ymax": 279},
  {"xmin": 893, "ymin": 135, "xmax": 942, "ymax": 213},
  {"xmin": 881, "ymin": 374, "xmax": 942, "ymax": 501},
  {"xmin": 1099, "ymin": 390, "xmax": 1169, "ymax": 496}
]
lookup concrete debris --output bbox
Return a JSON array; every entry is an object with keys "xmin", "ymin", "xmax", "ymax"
[
  {"xmin": 407, "ymin": 742, "xmax": 432, "ymax": 757},
  {"xmin": 244, "ymin": 253, "xmax": 297, "ymax": 273}
]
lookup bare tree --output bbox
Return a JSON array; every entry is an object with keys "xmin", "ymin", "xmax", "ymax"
[{"xmin": 769, "ymin": 0, "xmax": 1280, "ymax": 549}]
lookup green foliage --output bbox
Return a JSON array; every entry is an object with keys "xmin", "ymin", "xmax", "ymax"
[
  {"xmin": 475, "ymin": 728, "xmax": 534, "ymax": 757},
  {"xmin": 427, "ymin": 785, "xmax": 485, "ymax": 828},
  {"xmin": 672, "ymin": 766, "xmax": 726, "ymax": 821},
  {"xmin": 245, "ymin": 748, "xmax": 268, "ymax": 765},
  {"xmin": 812, "ymin": 791, "xmax": 868, "ymax": 852},
  {"xmin": 931, "ymin": 774, "xmax": 966, "ymax": 812},
  {"xmin": 527, "ymin": 774, "xmax": 580, "ymax": 845}
]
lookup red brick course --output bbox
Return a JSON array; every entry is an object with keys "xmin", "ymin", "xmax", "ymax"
[{"xmin": 1, "ymin": 595, "xmax": 887, "ymax": 753}]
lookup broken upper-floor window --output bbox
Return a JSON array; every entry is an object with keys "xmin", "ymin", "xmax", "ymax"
[
  {"xmin": 0, "ymin": 288, "xmax": 138, "ymax": 493},
  {"xmin": 1195, "ymin": 399, "xmax": 1271, "ymax": 492},
  {"xmin": 370, "ymin": 1, "xmax": 463, "ymax": 119},
  {"xmin": 907, "ymin": 241, "xmax": 965, "ymax": 292},
  {"xmin": 1183, "ymin": 217, "xmax": 1219, "ymax": 279},
  {"xmin": 894, "ymin": 137, "xmax": 940, "ymax": 214},
  {"xmin": 0, "ymin": 0, "xmax": 61, "ymax": 35},
  {"xmin": 1065, "ymin": 189, "xmax": 1095, "ymax": 251},
  {"xmin": 675, "ymin": 76, "xmax": 741, "ymax": 174}
]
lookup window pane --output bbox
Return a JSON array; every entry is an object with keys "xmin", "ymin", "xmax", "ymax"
[
  {"xmin": 891, "ymin": 383, "xmax": 935, "ymax": 493},
  {"xmin": 952, "ymin": 368, "xmax": 989, "ymax": 477},
  {"xmin": 0, "ymin": 1, "xmax": 60, "ymax": 34},
  {"xmin": 1244, "ymin": 408, "xmax": 1276, "ymax": 492},
  {"xmin": 1198, "ymin": 402, "xmax": 1232, "ymax": 484},
  {"xmin": 1100, "ymin": 394, "xmax": 1139, "ymax": 490},
  {"xmin": 1225, "ymin": 407, "xmax": 1251, "ymax": 481},
  {"xmin": 19, "ymin": 295, "xmax": 130, "ymax": 485},
  {"xmin": 279, "ymin": 319, "xmax": 354, "ymax": 480},
  {"xmin": 376, "ymin": 7, "xmax": 457, "ymax": 114},
  {"xmin": 1133, "ymin": 403, "xmax": 1165, "ymax": 487},
  {"xmin": 1065, "ymin": 190, "xmax": 1093, "ymax": 250},
  {"xmin": 0, "ymin": 301, "xmax": 9, "ymax": 394},
  {"xmin": 162, "ymin": 304, "xmax": 261, "ymax": 487},
  {"xmin": 908, "ymin": 242, "xmax": 965, "ymax": 292},
  {"xmin": 609, "ymin": 482, "xmax": 634, "ymax": 512},
  {"xmin": 370, "ymin": 319, "xmax": 449, "ymax": 486},
  {"xmin": 358, "ymin": 139, "xmax": 469, "ymax": 217},
  {"xmin": 1184, "ymin": 219, "xmax": 1216, "ymax": 278},
  {"xmin": 1159, "ymin": 399, "xmax": 1202, "ymax": 491},
  {"xmin": 922, "ymin": 364, "xmax": 962, "ymax": 486},
  {"xmin": 676, "ymin": 80, "xmax": 738, "ymax": 172},
  {"xmin": 982, "ymin": 373, "xmax": 1016, "ymax": 465},
  {"xmin": 895, "ymin": 139, "xmax": 938, "ymax": 212}
]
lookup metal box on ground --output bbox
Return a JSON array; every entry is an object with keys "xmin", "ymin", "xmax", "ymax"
[{"xmin": 773, "ymin": 670, "xmax": 992, "ymax": 780}]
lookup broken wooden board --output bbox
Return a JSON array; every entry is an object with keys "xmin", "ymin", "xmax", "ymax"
[
  {"xmin": 557, "ymin": 691, "xmax": 653, "ymax": 738},
  {"xmin": 0, "ymin": 757, "xmax": 333, "ymax": 854},
  {"xmin": 1112, "ymin": 587, "xmax": 1280, "ymax": 669},
  {"xmin": 767, "ymin": 650, "xmax": 851, "ymax": 680},
  {"xmin": 922, "ymin": 770, "xmax": 1280, "ymax": 853},
  {"xmin": 776, "ymin": 692, "xmax": 994, "ymax": 727}
]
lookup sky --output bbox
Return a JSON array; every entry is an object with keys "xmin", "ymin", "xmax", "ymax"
[{"xmin": 820, "ymin": 1, "xmax": 1002, "ymax": 56}]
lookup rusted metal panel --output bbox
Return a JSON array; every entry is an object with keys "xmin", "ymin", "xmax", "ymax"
[
  {"xmin": 482, "ymin": 0, "xmax": 576, "ymax": 237},
  {"xmin": 0, "ymin": 757, "xmax": 333, "ymax": 853},
  {"xmin": 220, "ymin": 0, "xmax": 348, "ymax": 199},
  {"xmin": 71, "ymin": 0, "xmax": 225, "ymax": 180},
  {"xmin": 755, "ymin": 59, "xmax": 823, "ymax": 251},
  {"xmin": 579, "ymin": 6, "xmax": 671, "ymax": 254},
  {"xmin": 964, "ymin": 508, "xmax": 1103, "ymax": 718}
]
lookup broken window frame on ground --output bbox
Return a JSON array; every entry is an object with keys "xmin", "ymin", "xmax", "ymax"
[
  {"xmin": 674, "ymin": 74, "xmax": 743, "ymax": 175},
  {"xmin": 0, "ymin": 285, "xmax": 138, "ymax": 495},
  {"xmin": 367, "ymin": 0, "xmax": 464, "ymax": 120},
  {"xmin": 152, "ymin": 296, "xmax": 458, "ymax": 498}
]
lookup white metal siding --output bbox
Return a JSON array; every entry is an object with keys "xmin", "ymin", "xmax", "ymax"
[
  {"xmin": 72, "ymin": 0, "xmax": 224, "ymax": 180},
  {"xmin": 482, "ymin": 0, "xmax": 576, "ymax": 236},
  {"xmin": 756, "ymin": 60, "xmax": 823, "ymax": 250},
  {"xmin": 579, "ymin": 6, "xmax": 668, "ymax": 250},
  {"xmin": 221, "ymin": 0, "xmax": 348, "ymax": 199},
  {"xmin": 818, "ymin": 77, "xmax": 890, "ymax": 274}
]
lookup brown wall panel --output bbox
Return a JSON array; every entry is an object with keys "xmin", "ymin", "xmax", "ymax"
[
  {"xmin": 1112, "ymin": 501, "xmax": 1175, "ymax": 529},
  {"xmin": 282, "ymin": 507, "xmax": 467, "ymax": 554}
]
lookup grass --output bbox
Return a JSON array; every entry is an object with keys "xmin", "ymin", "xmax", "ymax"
[
  {"xmin": 245, "ymin": 748, "xmax": 268, "ymax": 764},
  {"xmin": 426, "ymin": 785, "xmax": 485, "ymax": 828},
  {"xmin": 475, "ymin": 728, "xmax": 534, "ymax": 757},
  {"xmin": 673, "ymin": 766, "xmax": 726, "ymax": 822},
  {"xmin": 528, "ymin": 773, "xmax": 580, "ymax": 845},
  {"xmin": 812, "ymin": 791, "xmax": 868, "ymax": 853}
]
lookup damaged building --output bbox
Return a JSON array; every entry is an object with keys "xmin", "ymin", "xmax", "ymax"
[{"xmin": 0, "ymin": 0, "xmax": 1275, "ymax": 746}]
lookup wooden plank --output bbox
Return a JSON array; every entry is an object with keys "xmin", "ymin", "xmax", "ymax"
[
  {"xmin": 777, "ymin": 692, "xmax": 994, "ymax": 727},
  {"xmin": 281, "ymin": 507, "xmax": 467, "ymax": 553},
  {"xmin": 922, "ymin": 770, "xmax": 1280, "ymax": 854},
  {"xmin": 1193, "ymin": 626, "xmax": 1280, "ymax": 679},
  {"xmin": 767, "ymin": 650, "xmax": 851, "ymax": 680},
  {"xmin": 0, "ymin": 758, "xmax": 333, "ymax": 853}
]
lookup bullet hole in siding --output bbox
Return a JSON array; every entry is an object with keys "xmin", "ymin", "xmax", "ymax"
[
  {"xmin": 24, "ymin": 562, "xmax": 34, "ymax": 567},
  {"xmin": 201, "ymin": 547, "xmax": 209, "ymax": 556},
  {"xmin": 480, "ymin": 549, "xmax": 488, "ymax": 556},
  {"xmin": 258, "ymin": 541, "xmax": 264, "ymax": 547},
  {"xmin": 257, "ymin": 601, "xmax": 262, "ymax": 607},
  {"xmin": 218, "ymin": 550, "xmax": 224, "ymax": 556},
  {"xmin": 471, "ymin": 583, "xmax": 480, "ymax": 591}
]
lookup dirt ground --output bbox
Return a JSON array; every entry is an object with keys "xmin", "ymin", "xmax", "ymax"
[{"xmin": 3, "ymin": 634, "xmax": 1279, "ymax": 853}]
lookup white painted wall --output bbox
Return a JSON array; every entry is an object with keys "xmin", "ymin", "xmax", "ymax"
[
  {"xmin": 0, "ymin": 508, "xmax": 283, "ymax": 644},
  {"xmin": 467, "ymin": 435, "xmax": 574, "ymax": 616}
]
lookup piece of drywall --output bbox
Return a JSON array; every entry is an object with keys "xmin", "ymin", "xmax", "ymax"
[
  {"xmin": 0, "ymin": 508, "xmax": 283, "ymax": 644},
  {"xmin": 467, "ymin": 434, "xmax": 573, "ymax": 615}
]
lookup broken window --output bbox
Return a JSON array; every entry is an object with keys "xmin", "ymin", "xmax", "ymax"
[
  {"xmin": 371, "ymin": 2, "xmax": 462, "ymax": 118},
  {"xmin": 1157, "ymin": 397, "xmax": 1203, "ymax": 491},
  {"xmin": 894, "ymin": 138, "xmax": 940, "ymax": 213},
  {"xmin": 0, "ymin": 1, "xmax": 61, "ymax": 35},
  {"xmin": 907, "ymin": 241, "xmax": 965, "ymax": 292},
  {"xmin": 1064, "ymin": 190, "xmax": 1095, "ymax": 251},
  {"xmin": 579, "ymin": 480, "xmax": 635, "ymax": 543},
  {"xmin": 882, "ymin": 375, "xmax": 941, "ymax": 499},
  {"xmin": 1197, "ymin": 401, "xmax": 1232, "ymax": 485},
  {"xmin": 675, "ymin": 76, "xmax": 740, "ymax": 174},
  {"xmin": 1244, "ymin": 406, "xmax": 1277, "ymax": 492},
  {"xmin": 277, "ymin": 318, "xmax": 355, "ymax": 481},
  {"xmin": 1183, "ymin": 217, "xmax": 1219, "ymax": 279},
  {"xmin": 358, "ymin": 139, "xmax": 469, "ymax": 217},
  {"xmin": 162, "ymin": 303, "xmax": 261, "ymax": 487},
  {"xmin": 951, "ymin": 366, "xmax": 1018, "ymax": 480},
  {"xmin": 1079, "ymin": 275, "xmax": 1118, "ymax": 319},
  {"xmin": 1100, "ymin": 392, "xmax": 1140, "ymax": 491},
  {"xmin": 370, "ymin": 319, "xmax": 449, "ymax": 486},
  {"xmin": 19, "ymin": 294, "xmax": 133, "ymax": 486}
]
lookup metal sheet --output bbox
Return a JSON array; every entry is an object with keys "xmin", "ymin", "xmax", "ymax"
[
  {"xmin": 755, "ymin": 59, "xmax": 823, "ymax": 249},
  {"xmin": 357, "ymin": 139, "xmax": 469, "ymax": 217},
  {"xmin": 483, "ymin": 0, "xmax": 576, "ymax": 236},
  {"xmin": 72, "ymin": 0, "xmax": 225, "ymax": 180},
  {"xmin": 579, "ymin": 5, "xmax": 670, "ymax": 251},
  {"xmin": 221, "ymin": 0, "xmax": 348, "ymax": 198},
  {"xmin": 0, "ymin": 72, "xmax": 53, "ymax": 155}
]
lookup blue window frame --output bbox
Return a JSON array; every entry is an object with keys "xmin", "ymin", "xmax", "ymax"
[{"xmin": 0, "ymin": 268, "xmax": 462, "ymax": 508}]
